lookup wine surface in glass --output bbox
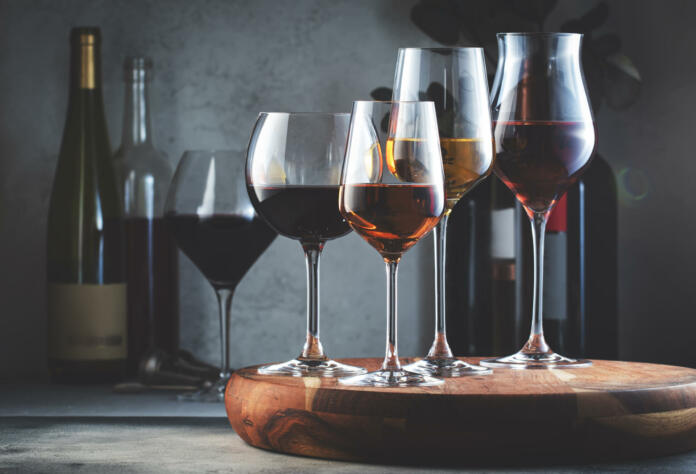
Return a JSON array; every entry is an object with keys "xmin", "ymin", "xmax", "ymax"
[
  {"xmin": 164, "ymin": 213, "xmax": 276, "ymax": 288},
  {"xmin": 440, "ymin": 138, "xmax": 494, "ymax": 211},
  {"xmin": 340, "ymin": 183, "xmax": 443, "ymax": 260},
  {"xmin": 386, "ymin": 138, "xmax": 492, "ymax": 212},
  {"xmin": 248, "ymin": 185, "xmax": 351, "ymax": 242},
  {"xmin": 493, "ymin": 121, "xmax": 595, "ymax": 213}
]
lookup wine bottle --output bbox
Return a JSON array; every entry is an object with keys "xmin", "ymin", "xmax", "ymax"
[
  {"xmin": 47, "ymin": 27, "xmax": 127, "ymax": 382},
  {"xmin": 513, "ymin": 155, "xmax": 618, "ymax": 359},
  {"xmin": 445, "ymin": 180, "xmax": 492, "ymax": 356},
  {"xmin": 447, "ymin": 156, "xmax": 618, "ymax": 359},
  {"xmin": 113, "ymin": 57, "xmax": 179, "ymax": 376}
]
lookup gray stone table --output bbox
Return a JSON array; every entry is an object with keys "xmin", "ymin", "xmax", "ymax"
[{"xmin": 1, "ymin": 385, "xmax": 696, "ymax": 473}]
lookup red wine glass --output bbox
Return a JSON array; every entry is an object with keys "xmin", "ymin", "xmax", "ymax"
[
  {"xmin": 339, "ymin": 101, "xmax": 445, "ymax": 387},
  {"xmin": 164, "ymin": 151, "xmax": 277, "ymax": 400},
  {"xmin": 481, "ymin": 33, "xmax": 596, "ymax": 369},
  {"xmin": 246, "ymin": 113, "xmax": 366, "ymax": 378},
  {"xmin": 393, "ymin": 48, "xmax": 495, "ymax": 377}
]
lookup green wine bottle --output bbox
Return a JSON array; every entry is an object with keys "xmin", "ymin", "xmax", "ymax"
[{"xmin": 47, "ymin": 27, "xmax": 127, "ymax": 382}]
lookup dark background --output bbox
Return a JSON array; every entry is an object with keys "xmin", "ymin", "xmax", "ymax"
[{"xmin": 1, "ymin": 0, "xmax": 694, "ymax": 380}]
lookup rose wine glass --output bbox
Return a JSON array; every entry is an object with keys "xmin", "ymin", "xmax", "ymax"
[
  {"xmin": 339, "ymin": 101, "xmax": 445, "ymax": 387},
  {"xmin": 393, "ymin": 47, "xmax": 495, "ymax": 377},
  {"xmin": 164, "ymin": 151, "xmax": 277, "ymax": 401},
  {"xmin": 246, "ymin": 112, "xmax": 366, "ymax": 377},
  {"xmin": 481, "ymin": 33, "xmax": 596, "ymax": 369}
]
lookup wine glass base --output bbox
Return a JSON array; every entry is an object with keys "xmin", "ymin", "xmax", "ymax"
[
  {"xmin": 480, "ymin": 351, "xmax": 592, "ymax": 369},
  {"xmin": 404, "ymin": 358, "xmax": 492, "ymax": 377},
  {"xmin": 338, "ymin": 369, "xmax": 444, "ymax": 387},
  {"xmin": 177, "ymin": 374, "xmax": 229, "ymax": 402},
  {"xmin": 257, "ymin": 359, "xmax": 366, "ymax": 377}
]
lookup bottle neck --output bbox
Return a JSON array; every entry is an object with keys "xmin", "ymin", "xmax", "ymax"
[
  {"xmin": 121, "ymin": 79, "xmax": 152, "ymax": 147},
  {"xmin": 70, "ymin": 33, "xmax": 102, "ymax": 92}
]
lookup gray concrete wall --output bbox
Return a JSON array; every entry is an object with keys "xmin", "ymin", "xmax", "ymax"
[
  {"xmin": 3, "ymin": 0, "xmax": 696, "ymax": 378},
  {"xmin": 0, "ymin": 0, "xmax": 439, "ymax": 378}
]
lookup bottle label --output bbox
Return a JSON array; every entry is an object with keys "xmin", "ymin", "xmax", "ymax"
[
  {"xmin": 48, "ymin": 283, "xmax": 127, "ymax": 360},
  {"xmin": 543, "ymin": 233, "xmax": 567, "ymax": 320},
  {"xmin": 491, "ymin": 208, "xmax": 515, "ymax": 259}
]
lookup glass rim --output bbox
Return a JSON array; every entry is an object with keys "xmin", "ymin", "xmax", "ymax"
[
  {"xmin": 352, "ymin": 100, "xmax": 435, "ymax": 105},
  {"xmin": 179, "ymin": 149, "xmax": 242, "ymax": 158},
  {"xmin": 397, "ymin": 47, "xmax": 483, "ymax": 53},
  {"xmin": 257, "ymin": 111, "xmax": 350, "ymax": 117},
  {"xmin": 497, "ymin": 32, "xmax": 583, "ymax": 38}
]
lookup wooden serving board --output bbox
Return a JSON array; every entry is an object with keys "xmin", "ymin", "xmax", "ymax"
[{"xmin": 225, "ymin": 358, "xmax": 696, "ymax": 464}]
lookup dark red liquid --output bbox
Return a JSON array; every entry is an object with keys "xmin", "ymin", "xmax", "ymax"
[
  {"xmin": 164, "ymin": 213, "xmax": 276, "ymax": 288},
  {"xmin": 493, "ymin": 121, "xmax": 595, "ymax": 213},
  {"xmin": 248, "ymin": 185, "xmax": 351, "ymax": 243},
  {"xmin": 125, "ymin": 217, "xmax": 179, "ymax": 375}
]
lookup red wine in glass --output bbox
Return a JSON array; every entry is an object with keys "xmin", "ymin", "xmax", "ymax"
[
  {"xmin": 164, "ymin": 213, "xmax": 276, "ymax": 288},
  {"xmin": 248, "ymin": 185, "xmax": 351, "ymax": 243},
  {"xmin": 493, "ymin": 120, "xmax": 596, "ymax": 215}
]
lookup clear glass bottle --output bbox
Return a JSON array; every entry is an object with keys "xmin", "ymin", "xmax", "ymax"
[{"xmin": 113, "ymin": 57, "xmax": 179, "ymax": 376}]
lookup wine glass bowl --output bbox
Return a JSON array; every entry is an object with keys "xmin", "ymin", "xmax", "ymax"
[
  {"xmin": 392, "ymin": 47, "xmax": 495, "ymax": 377},
  {"xmin": 164, "ymin": 150, "xmax": 277, "ymax": 401},
  {"xmin": 482, "ymin": 33, "xmax": 596, "ymax": 369},
  {"xmin": 246, "ymin": 112, "xmax": 366, "ymax": 378},
  {"xmin": 339, "ymin": 101, "xmax": 445, "ymax": 388}
]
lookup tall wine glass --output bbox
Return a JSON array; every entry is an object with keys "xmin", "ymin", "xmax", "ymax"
[
  {"xmin": 393, "ymin": 48, "xmax": 495, "ymax": 377},
  {"xmin": 481, "ymin": 33, "xmax": 596, "ymax": 369},
  {"xmin": 339, "ymin": 101, "xmax": 445, "ymax": 387},
  {"xmin": 246, "ymin": 113, "xmax": 366, "ymax": 377},
  {"xmin": 164, "ymin": 151, "xmax": 277, "ymax": 401}
]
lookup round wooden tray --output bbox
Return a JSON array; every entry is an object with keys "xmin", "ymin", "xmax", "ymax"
[{"xmin": 225, "ymin": 358, "xmax": 696, "ymax": 465}]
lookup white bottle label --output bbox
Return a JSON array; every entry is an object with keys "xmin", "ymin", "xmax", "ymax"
[
  {"xmin": 48, "ymin": 283, "xmax": 127, "ymax": 360},
  {"xmin": 491, "ymin": 208, "xmax": 515, "ymax": 259},
  {"xmin": 543, "ymin": 233, "xmax": 567, "ymax": 321}
]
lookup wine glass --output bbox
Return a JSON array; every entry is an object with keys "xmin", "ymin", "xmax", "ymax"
[
  {"xmin": 164, "ymin": 150, "xmax": 277, "ymax": 401},
  {"xmin": 246, "ymin": 112, "xmax": 366, "ymax": 378},
  {"xmin": 481, "ymin": 33, "xmax": 596, "ymax": 369},
  {"xmin": 339, "ymin": 101, "xmax": 445, "ymax": 387},
  {"xmin": 393, "ymin": 47, "xmax": 495, "ymax": 377}
]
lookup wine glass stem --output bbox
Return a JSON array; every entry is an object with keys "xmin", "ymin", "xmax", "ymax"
[
  {"xmin": 300, "ymin": 243, "xmax": 326, "ymax": 360},
  {"xmin": 427, "ymin": 214, "xmax": 454, "ymax": 360},
  {"xmin": 523, "ymin": 211, "xmax": 551, "ymax": 354},
  {"xmin": 214, "ymin": 287, "xmax": 235, "ymax": 378},
  {"xmin": 382, "ymin": 259, "xmax": 401, "ymax": 372}
]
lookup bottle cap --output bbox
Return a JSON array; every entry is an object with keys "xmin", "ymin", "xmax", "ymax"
[{"xmin": 71, "ymin": 27, "xmax": 100, "ymax": 45}]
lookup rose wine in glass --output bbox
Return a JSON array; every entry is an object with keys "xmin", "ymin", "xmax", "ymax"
[
  {"xmin": 481, "ymin": 33, "xmax": 596, "ymax": 369},
  {"xmin": 339, "ymin": 101, "xmax": 445, "ymax": 388},
  {"xmin": 392, "ymin": 48, "xmax": 494, "ymax": 377},
  {"xmin": 246, "ymin": 112, "xmax": 365, "ymax": 378}
]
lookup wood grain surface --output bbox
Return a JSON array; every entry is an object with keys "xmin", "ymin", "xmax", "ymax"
[{"xmin": 224, "ymin": 358, "xmax": 696, "ymax": 465}]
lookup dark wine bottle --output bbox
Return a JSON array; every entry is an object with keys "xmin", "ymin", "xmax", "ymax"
[
  {"xmin": 514, "ymin": 155, "xmax": 617, "ymax": 359},
  {"xmin": 113, "ymin": 57, "xmax": 179, "ymax": 376},
  {"xmin": 447, "ymin": 156, "xmax": 618, "ymax": 359},
  {"xmin": 47, "ymin": 27, "xmax": 127, "ymax": 382},
  {"xmin": 444, "ymin": 180, "xmax": 492, "ymax": 356}
]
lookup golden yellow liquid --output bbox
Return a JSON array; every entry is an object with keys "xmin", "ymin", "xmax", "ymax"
[
  {"xmin": 441, "ymin": 138, "xmax": 494, "ymax": 212},
  {"xmin": 386, "ymin": 137, "xmax": 495, "ymax": 213}
]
